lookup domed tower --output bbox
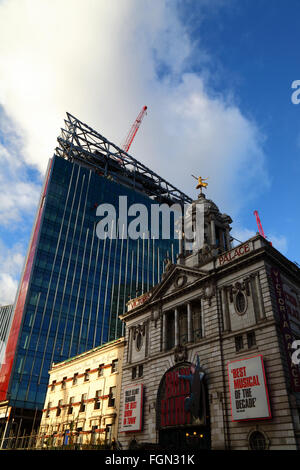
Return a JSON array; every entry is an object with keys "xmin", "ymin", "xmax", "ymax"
[{"xmin": 178, "ymin": 177, "xmax": 232, "ymax": 268}]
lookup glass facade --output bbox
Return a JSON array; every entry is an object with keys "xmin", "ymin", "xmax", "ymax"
[
  {"xmin": 0, "ymin": 304, "xmax": 13, "ymax": 365},
  {"xmin": 1, "ymin": 155, "xmax": 179, "ymax": 410}
]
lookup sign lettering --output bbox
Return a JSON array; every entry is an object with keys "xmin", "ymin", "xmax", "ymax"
[
  {"xmin": 218, "ymin": 243, "xmax": 251, "ymax": 267},
  {"xmin": 227, "ymin": 355, "xmax": 271, "ymax": 421},
  {"xmin": 120, "ymin": 384, "xmax": 143, "ymax": 432},
  {"xmin": 271, "ymin": 268, "xmax": 300, "ymax": 392}
]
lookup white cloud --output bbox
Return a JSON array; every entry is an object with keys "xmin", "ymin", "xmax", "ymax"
[
  {"xmin": 0, "ymin": 0, "xmax": 273, "ymax": 303},
  {"xmin": 0, "ymin": 0, "xmax": 269, "ymax": 219},
  {"xmin": 0, "ymin": 112, "xmax": 41, "ymax": 227},
  {"xmin": 231, "ymin": 225, "xmax": 288, "ymax": 255},
  {"xmin": 0, "ymin": 273, "xmax": 19, "ymax": 306},
  {"xmin": 268, "ymin": 234, "xmax": 288, "ymax": 254},
  {"xmin": 0, "ymin": 241, "xmax": 25, "ymax": 305},
  {"xmin": 231, "ymin": 227, "xmax": 256, "ymax": 245}
]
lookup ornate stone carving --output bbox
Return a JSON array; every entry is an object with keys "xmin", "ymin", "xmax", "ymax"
[
  {"xmin": 150, "ymin": 309, "xmax": 160, "ymax": 327},
  {"xmin": 198, "ymin": 242, "xmax": 214, "ymax": 266},
  {"xmin": 162, "ymin": 256, "xmax": 173, "ymax": 279},
  {"xmin": 173, "ymin": 274, "xmax": 187, "ymax": 289},
  {"xmin": 174, "ymin": 344, "xmax": 188, "ymax": 363},
  {"xmin": 228, "ymin": 278, "xmax": 251, "ymax": 303},
  {"xmin": 201, "ymin": 282, "xmax": 216, "ymax": 306},
  {"xmin": 132, "ymin": 322, "xmax": 146, "ymax": 340}
]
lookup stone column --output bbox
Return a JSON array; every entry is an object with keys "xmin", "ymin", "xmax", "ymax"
[
  {"xmin": 221, "ymin": 287, "xmax": 231, "ymax": 332},
  {"xmin": 200, "ymin": 298, "xmax": 205, "ymax": 338},
  {"xmin": 210, "ymin": 218, "xmax": 216, "ymax": 246},
  {"xmin": 225, "ymin": 228, "xmax": 231, "ymax": 251},
  {"xmin": 174, "ymin": 308, "xmax": 179, "ymax": 347},
  {"xmin": 187, "ymin": 303, "xmax": 192, "ymax": 342},
  {"xmin": 254, "ymin": 273, "xmax": 266, "ymax": 321},
  {"xmin": 162, "ymin": 312, "xmax": 166, "ymax": 351}
]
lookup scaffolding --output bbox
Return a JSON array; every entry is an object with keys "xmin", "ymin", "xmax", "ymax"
[{"xmin": 55, "ymin": 113, "xmax": 192, "ymax": 206}]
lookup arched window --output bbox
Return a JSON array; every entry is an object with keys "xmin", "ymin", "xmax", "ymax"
[
  {"xmin": 235, "ymin": 291, "xmax": 247, "ymax": 314},
  {"xmin": 249, "ymin": 431, "xmax": 267, "ymax": 450},
  {"xmin": 136, "ymin": 332, "xmax": 143, "ymax": 351}
]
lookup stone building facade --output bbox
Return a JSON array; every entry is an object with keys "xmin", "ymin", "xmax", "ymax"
[
  {"xmin": 38, "ymin": 338, "xmax": 124, "ymax": 447},
  {"xmin": 117, "ymin": 193, "xmax": 300, "ymax": 450}
]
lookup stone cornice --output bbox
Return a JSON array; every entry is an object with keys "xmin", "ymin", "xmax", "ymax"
[{"xmin": 120, "ymin": 235, "xmax": 300, "ymax": 323}]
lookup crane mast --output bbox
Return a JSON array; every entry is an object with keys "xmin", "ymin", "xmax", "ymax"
[
  {"xmin": 122, "ymin": 106, "xmax": 147, "ymax": 153},
  {"xmin": 254, "ymin": 210, "xmax": 271, "ymax": 245}
]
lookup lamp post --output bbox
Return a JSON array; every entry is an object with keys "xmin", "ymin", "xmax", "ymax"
[{"xmin": 0, "ymin": 391, "xmax": 11, "ymax": 449}]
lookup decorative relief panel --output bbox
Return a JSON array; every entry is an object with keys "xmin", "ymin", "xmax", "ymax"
[
  {"xmin": 130, "ymin": 321, "xmax": 149, "ymax": 363},
  {"xmin": 222, "ymin": 275, "xmax": 259, "ymax": 331}
]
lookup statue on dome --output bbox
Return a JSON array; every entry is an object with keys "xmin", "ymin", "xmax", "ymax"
[{"xmin": 191, "ymin": 175, "xmax": 209, "ymax": 194}]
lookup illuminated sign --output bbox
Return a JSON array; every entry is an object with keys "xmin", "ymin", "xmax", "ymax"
[
  {"xmin": 227, "ymin": 355, "xmax": 271, "ymax": 421},
  {"xmin": 120, "ymin": 384, "xmax": 143, "ymax": 432},
  {"xmin": 217, "ymin": 243, "xmax": 252, "ymax": 267},
  {"xmin": 157, "ymin": 360, "xmax": 207, "ymax": 429}
]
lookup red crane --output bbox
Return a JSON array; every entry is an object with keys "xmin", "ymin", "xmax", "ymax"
[
  {"xmin": 122, "ymin": 106, "xmax": 147, "ymax": 153},
  {"xmin": 254, "ymin": 210, "xmax": 272, "ymax": 245}
]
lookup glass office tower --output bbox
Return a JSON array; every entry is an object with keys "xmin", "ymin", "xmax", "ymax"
[
  {"xmin": 0, "ymin": 305, "xmax": 13, "ymax": 366},
  {"xmin": 0, "ymin": 113, "xmax": 192, "ymax": 433}
]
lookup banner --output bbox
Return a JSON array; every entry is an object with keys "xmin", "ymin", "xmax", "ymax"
[
  {"xmin": 271, "ymin": 267, "xmax": 300, "ymax": 392},
  {"xmin": 228, "ymin": 355, "xmax": 271, "ymax": 421},
  {"xmin": 120, "ymin": 384, "xmax": 143, "ymax": 432}
]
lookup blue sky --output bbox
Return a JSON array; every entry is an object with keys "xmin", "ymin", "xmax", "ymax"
[
  {"xmin": 189, "ymin": 0, "xmax": 300, "ymax": 262},
  {"xmin": 0, "ymin": 0, "xmax": 299, "ymax": 304}
]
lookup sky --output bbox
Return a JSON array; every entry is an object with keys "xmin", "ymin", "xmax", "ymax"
[{"xmin": 0, "ymin": 0, "xmax": 300, "ymax": 306}]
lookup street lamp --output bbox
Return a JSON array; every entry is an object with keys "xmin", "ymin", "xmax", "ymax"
[{"xmin": 0, "ymin": 391, "xmax": 10, "ymax": 449}]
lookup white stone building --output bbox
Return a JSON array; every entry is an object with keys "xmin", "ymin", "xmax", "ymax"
[
  {"xmin": 38, "ymin": 337, "xmax": 124, "ymax": 447},
  {"xmin": 117, "ymin": 192, "xmax": 300, "ymax": 450}
]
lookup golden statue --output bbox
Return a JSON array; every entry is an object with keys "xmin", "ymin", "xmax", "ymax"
[{"xmin": 192, "ymin": 175, "xmax": 209, "ymax": 193}]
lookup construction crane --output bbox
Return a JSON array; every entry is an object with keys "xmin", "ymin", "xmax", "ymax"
[
  {"xmin": 254, "ymin": 210, "xmax": 272, "ymax": 245},
  {"xmin": 122, "ymin": 106, "xmax": 148, "ymax": 153}
]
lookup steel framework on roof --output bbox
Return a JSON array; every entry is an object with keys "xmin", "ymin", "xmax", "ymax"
[{"xmin": 55, "ymin": 112, "xmax": 192, "ymax": 205}]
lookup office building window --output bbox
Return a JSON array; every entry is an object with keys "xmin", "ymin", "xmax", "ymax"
[
  {"xmin": 98, "ymin": 364, "xmax": 104, "ymax": 377},
  {"xmin": 247, "ymin": 331, "xmax": 256, "ymax": 348},
  {"xmin": 94, "ymin": 390, "xmax": 102, "ymax": 410},
  {"xmin": 51, "ymin": 380, "xmax": 56, "ymax": 391},
  {"xmin": 56, "ymin": 399, "xmax": 63, "ymax": 417},
  {"xmin": 46, "ymin": 402, "xmax": 52, "ymax": 418},
  {"xmin": 68, "ymin": 397, "xmax": 74, "ymax": 415},
  {"xmin": 61, "ymin": 377, "xmax": 67, "ymax": 390},
  {"xmin": 84, "ymin": 369, "xmax": 90, "ymax": 382},
  {"xmin": 73, "ymin": 373, "xmax": 78, "ymax": 385},
  {"xmin": 80, "ymin": 394, "xmax": 87, "ymax": 413},
  {"xmin": 138, "ymin": 364, "xmax": 143, "ymax": 377},
  {"xmin": 108, "ymin": 387, "xmax": 116, "ymax": 408},
  {"xmin": 76, "ymin": 428, "xmax": 83, "ymax": 444},
  {"xmin": 166, "ymin": 312, "xmax": 175, "ymax": 350},
  {"xmin": 132, "ymin": 367, "xmax": 137, "ymax": 380},
  {"xmin": 235, "ymin": 335, "xmax": 244, "ymax": 352},
  {"xmin": 111, "ymin": 359, "xmax": 118, "ymax": 373},
  {"xmin": 91, "ymin": 426, "xmax": 98, "ymax": 444}
]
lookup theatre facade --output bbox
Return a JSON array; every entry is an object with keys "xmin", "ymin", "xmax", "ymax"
[{"xmin": 117, "ymin": 193, "xmax": 300, "ymax": 450}]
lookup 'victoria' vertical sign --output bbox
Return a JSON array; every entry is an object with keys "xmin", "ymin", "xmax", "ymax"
[{"xmin": 271, "ymin": 267, "xmax": 300, "ymax": 392}]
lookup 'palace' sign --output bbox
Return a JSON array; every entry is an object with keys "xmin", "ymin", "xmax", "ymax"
[{"xmin": 217, "ymin": 242, "xmax": 252, "ymax": 267}]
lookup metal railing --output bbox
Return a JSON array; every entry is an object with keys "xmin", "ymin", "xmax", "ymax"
[{"xmin": 0, "ymin": 432, "xmax": 117, "ymax": 450}]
